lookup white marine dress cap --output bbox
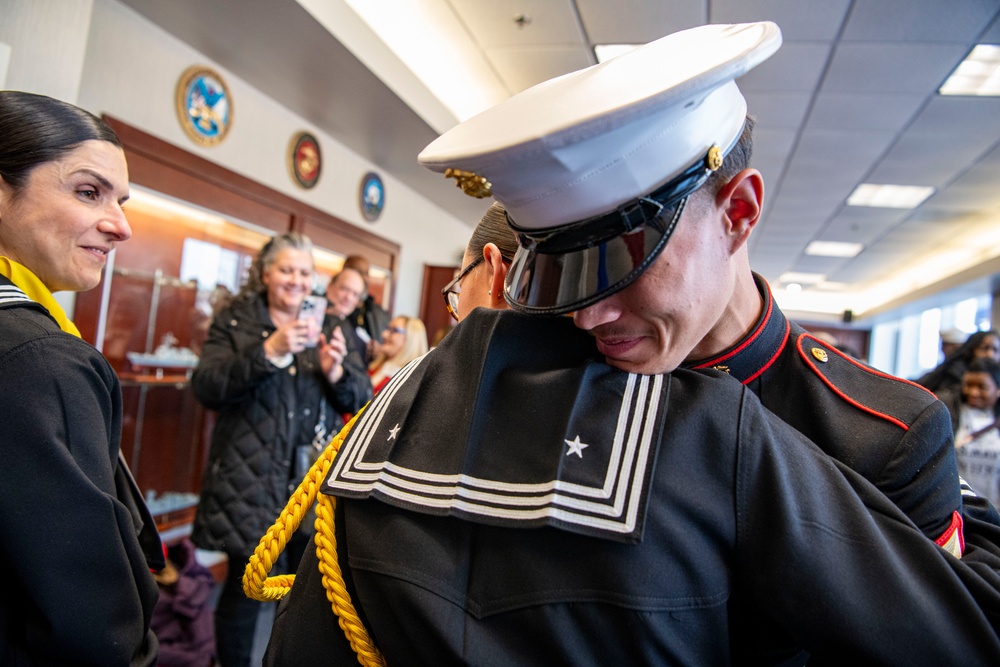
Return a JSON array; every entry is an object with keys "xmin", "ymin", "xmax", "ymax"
[{"xmin": 419, "ymin": 22, "xmax": 782, "ymax": 314}]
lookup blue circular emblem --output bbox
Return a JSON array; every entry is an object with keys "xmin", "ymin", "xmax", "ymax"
[
  {"xmin": 360, "ymin": 172, "xmax": 385, "ymax": 222},
  {"xmin": 176, "ymin": 66, "xmax": 233, "ymax": 146}
]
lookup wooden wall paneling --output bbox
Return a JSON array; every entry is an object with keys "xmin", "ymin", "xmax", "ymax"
[{"xmin": 421, "ymin": 264, "xmax": 459, "ymax": 348}]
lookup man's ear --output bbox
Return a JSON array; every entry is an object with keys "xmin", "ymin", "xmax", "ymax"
[
  {"xmin": 716, "ymin": 168, "xmax": 763, "ymax": 249},
  {"xmin": 482, "ymin": 243, "xmax": 510, "ymax": 309}
]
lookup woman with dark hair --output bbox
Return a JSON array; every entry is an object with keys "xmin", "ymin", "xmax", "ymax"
[
  {"xmin": 938, "ymin": 358, "xmax": 1000, "ymax": 508},
  {"xmin": 0, "ymin": 90, "xmax": 163, "ymax": 665},
  {"xmin": 916, "ymin": 329, "xmax": 1000, "ymax": 396},
  {"xmin": 440, "ymin": 201, "xmax": 518, "ymax": 322},
  {"xmin": 190, "ymin": 231, "xmax": 371, "ymax": 667}
]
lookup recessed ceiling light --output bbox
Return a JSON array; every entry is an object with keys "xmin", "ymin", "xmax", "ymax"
[
  {"xmin": 779, "ymin": 272, "xmax": 825, "ymax": 285},
  {"xmin": 594, "ymin": 44, "xmax": 640, "ymax": 63},
  {"xmin": 805, "ymin": 241, "xmax": 864, "ymax": 258},
  {"xmin": 940, "ymin": 44, "xmax": 1000, "ymax": 96},
  {"xmin": 847, "ymin": 183, "xmax": 935, "ymax": 209}
]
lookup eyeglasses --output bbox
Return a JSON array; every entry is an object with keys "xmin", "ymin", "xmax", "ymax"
[
  {"xmin": 441, "ymin": 255, "xmax": 484, "ymax": 321},
  {"xmin": 386, "ymin": 326, "xmax": 406, "ymax": 336}
]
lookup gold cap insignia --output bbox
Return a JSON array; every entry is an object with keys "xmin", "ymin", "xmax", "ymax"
[
  {"xmin": 444, "ymin": 168, "xmax": 492, "ymax": 198},
  {"xmin": 811, "ymin": 347, "xmax": 829, "ymax": 363},
  {"xmin": 706, "ymin": 145, "xmax": 723, "ymax": 171}
]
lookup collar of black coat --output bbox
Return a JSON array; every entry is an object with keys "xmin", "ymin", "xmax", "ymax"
[
  {"xmin": 0, "ymin": 274, "xmax": 47, "ymax": 315},
  {"xmin": 322, "ymin": 308, "xmax": 667, "ymax": 544},
  {"xmin": 686, "ymin": 273, "xmax": 790, "ymax": 384}
]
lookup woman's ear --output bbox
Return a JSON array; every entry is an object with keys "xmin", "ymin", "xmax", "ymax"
[{"xmin": 482, "ymin": 243, "xmax": 510, "ymax": 309}]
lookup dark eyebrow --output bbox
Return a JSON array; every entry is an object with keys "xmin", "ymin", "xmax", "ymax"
[
  {"xmin": 76, "ymin": 168, "xmax": 129, "ymax": 204},
  {"xmin": 76, "ymin": 168, "xmax": 114, "ymax": 192}
]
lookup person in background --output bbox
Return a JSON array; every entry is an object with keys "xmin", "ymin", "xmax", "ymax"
[
  {"xmin": 343, "ymin": 254, "xmax": 391, "ymax": 363},
  {"xmin": 190, "ymin": 232, "xmax": 371, "ymax": 667},
  {"xmin": 917, "ymin": 329, "xmax": 1000, "ymax": 396},
  {"xmin": 367, "ymin": 315, "xmax": 429, "ymax": 393},
  {"xmin": 439, "ymin": 202, "xmax": 516, "ymax": 324},
  {"xmin": 324, "ymin": 265, "xmax": 368, "ymax": 368},
  {"xmin": 0, "ymin": 90, "xmax": 163, "ymax": 665},
  {"xmin": 941, "ymin": 327, "xmax": 970, "ymax": 362},
  {"xmin": 939, "ymin": 358, "xmax": 1000, "ymax": 508}
]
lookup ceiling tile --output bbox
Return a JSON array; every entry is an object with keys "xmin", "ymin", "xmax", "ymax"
[
  {"xmin": 867, "ymin": 130, "xmax": 995, "ymax": 186},
  {"xmin": 447, "ymin": 0, "xmax": 586, "ymax": 48},
  {"xmin": 820, "ymin": 208, "xmax": 908, "ymax": 245},
  {"xmin": 841, "ymin": 0, "xmax": 999, "ymax": 42},
  {"xmin": 792, "ymin": 254, "xmax": 845, "ymax": 274},
  {"xmin": 710, "ymin": 0, "xmax": 852, "ymax": 41},
  {"xmin": 738, "ymin": 42, "xmax": 832, "ymax": 91},
  {"xmin": 744, "ymin": 91, "xmax": 812, "ymax": 129},
  {"xmin": 983, "ymin": 14, "xmax": 1000, "ymax": 41},
  {"xmin": 907, "ymin": 96, "xmax": 1000, "ymax": 139},
  {"xmin": 822, "ymin": 43, "xmax": 970, "ymax": 94},
  {"xmin": 576, "ymin": 0, "xmax": 707, "ymax": 43},
  {"xmin": 932, "ymin": 161, "xmax": 1000, "ymax": 211},
  {"xmin": 806, "ymin": 92, "xmax": 926, "ymax": 131}
]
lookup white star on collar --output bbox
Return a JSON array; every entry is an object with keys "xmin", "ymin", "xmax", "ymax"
[
  {"xmin": 388, "ymin": 423, "xmax": 401, "ymax": 441},
  {"xmin": 564, "ymin": 435, "xmax": 588, "ymax": 458}
]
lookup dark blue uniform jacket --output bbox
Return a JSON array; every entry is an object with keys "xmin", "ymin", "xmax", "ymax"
[{"xmin": 265, "ymin": 308, "xmax": 1000, "ymax": 666}]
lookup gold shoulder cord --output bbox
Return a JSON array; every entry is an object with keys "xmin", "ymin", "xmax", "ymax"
[{"xmin": 243, "ymin": 408, "xmax": 386, "ymax": 667}]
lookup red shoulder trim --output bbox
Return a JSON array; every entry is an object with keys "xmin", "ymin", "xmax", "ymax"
[{"xmin": 797, "ymin": 334, "xmax": 919, "ymax": 431}]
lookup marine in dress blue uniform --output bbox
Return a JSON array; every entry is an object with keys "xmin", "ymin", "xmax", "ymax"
[
  {"xmin": 266, "ymin": 309, "xmax": 1000, "ymax": 665},
  {"xmin": 263, "ymin": 21, "xmax": 1000, "ymax": 665}
]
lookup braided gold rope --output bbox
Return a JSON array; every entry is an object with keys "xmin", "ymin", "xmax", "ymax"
[{"xmin": 243, "ymin": 408, "xmax": 385, "ymax": 666}]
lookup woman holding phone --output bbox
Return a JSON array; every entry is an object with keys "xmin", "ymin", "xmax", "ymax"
[{"xmin": 190, "ymin": 232, "xmax": 371, "ymax": 667}]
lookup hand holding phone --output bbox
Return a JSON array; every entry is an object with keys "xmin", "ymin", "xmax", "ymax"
[{"xmin": 297, "ymin": 295, "xmax": 328, "ymax": 348}]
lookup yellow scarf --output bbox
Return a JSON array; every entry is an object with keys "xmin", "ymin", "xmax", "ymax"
[{"xmin": 0, "ymin": 257, "xmax": 81, "ymax": 337}]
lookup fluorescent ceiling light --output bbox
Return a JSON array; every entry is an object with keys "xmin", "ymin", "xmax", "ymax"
[
  {"xmin": 338, "ymin": 0, "xmax": 509, "ymax": 122},
  {"xmin": 847, "ymin": 183, "xmax": 935, "ymax": 209},
  {"xmin": 779, "ymin": 272, "xmax": 825, "ymax": 285},
  {"xmin": 594, "ymin": 44, "xmax": 640, "ymax": 63},
  {"xmin": 940, "ymin": 44, "xmax": 1000, "ymax": 96},
  {"xmin": 805, "ymin": 241, "xmax": 864, "ymax": 258}
]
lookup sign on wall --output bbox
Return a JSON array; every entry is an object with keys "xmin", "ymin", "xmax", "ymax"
[
  {"xmin": 359, "ymin": 171, "xmax": 385, "ymax": 222},
  {"xmin": 175, "ymin": 65, "xmax": 233, "ymax": 147},
  {"xmin": 288, "ymin": 131, "xmax": 322, "ymax": 189}
]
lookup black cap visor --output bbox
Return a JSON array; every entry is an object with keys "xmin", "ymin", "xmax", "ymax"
[{"xmin": 503, "ymin": 150, "xmax": 721, "ymax": 315}]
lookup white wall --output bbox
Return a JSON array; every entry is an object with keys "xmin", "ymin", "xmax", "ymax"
[
  {"xmin": 0, "ymin": 41, "xmax": 11, "ymax": 87},
  {"xmin": 0, "ymin": 0, "xmax": 94, "ymax": 101},
  {"xmin": 2, "ymin": 0, "xmax": 474, "ymax": 315}
]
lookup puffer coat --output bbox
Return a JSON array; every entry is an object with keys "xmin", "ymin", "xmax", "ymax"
[{"xmin": 190, "ymin": 293, "xmax": 371, "ymax": 556}]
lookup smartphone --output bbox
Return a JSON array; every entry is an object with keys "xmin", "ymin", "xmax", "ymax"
[{"xmin": 297, "ymin": 295, "xmax": 328, "ymax": 347}]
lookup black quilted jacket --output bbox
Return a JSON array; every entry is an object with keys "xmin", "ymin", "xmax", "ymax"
[{"xmin": 190, "ymin": 293, "xmax": 371, "ymax": 557}]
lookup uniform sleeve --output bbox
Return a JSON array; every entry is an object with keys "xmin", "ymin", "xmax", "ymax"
[
  {"xmin": 0, "ymin": 337, "xmax": 158, "ymax": 666},
  {"xmin": 191, "ymin": 309, "xmax": 277, "ymax": 410},
  {"xmin": 735, "ymin": 388, "xmax": 1000, "ymax": 664},
  {"xmin": 876, "ymin": 398, "xmax": 962, "ymax": 540}
]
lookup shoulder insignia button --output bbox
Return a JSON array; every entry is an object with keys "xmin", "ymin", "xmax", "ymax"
[{"xmin": 811, "ymin": 347, "xmax": 829, "ymax": 363}]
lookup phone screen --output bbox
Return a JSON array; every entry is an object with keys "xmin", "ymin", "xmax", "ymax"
[{"xmin": 298, "ymin": 295, "xmax": 328, "ymax": 347}]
